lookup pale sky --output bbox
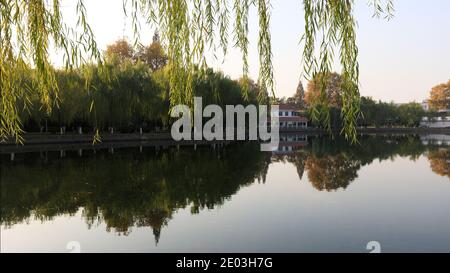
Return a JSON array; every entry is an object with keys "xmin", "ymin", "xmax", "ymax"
[{"xmin": 56, "ymin": 0, "xmax": 450, "ymax": 103}]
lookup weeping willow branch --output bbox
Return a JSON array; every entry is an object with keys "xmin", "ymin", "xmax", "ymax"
[
  {"xmin": 1, "ymin": 0, "xmax": 394, "ymax": 143},
  {"xmin": 302, "ymin": 0, "xmax": 394, "ymax": 141},
  {"xmin": 1, "ymin": 0, "xmax": 102, "ymax": 143}
]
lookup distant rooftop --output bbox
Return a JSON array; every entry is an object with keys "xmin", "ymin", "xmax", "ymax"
[{"xmin": 278, "ymin": 103, "xmax": 302, "ymax": 110}]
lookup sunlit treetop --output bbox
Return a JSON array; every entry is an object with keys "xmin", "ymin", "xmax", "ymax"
[
  {"xmin": 0, "ymin": 0, "xmax": 394, "ymax": 143},
  {"xmin": 428, "ymin": 79, "xmax": 450, "ymax": 111}
]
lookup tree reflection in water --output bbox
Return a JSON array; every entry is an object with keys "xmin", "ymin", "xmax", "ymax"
[
  {"xmin": 1, "ymin": 135, "xmax": 448, "ymax": 242},
  {"xmin": 1, "ymin": 143, "xmax": 271, "ymax": 240},
  {"xmin": 305, "ymin": 154, "xmax": 360, "ymax": 191},
  {"xmin": 428, "ymin": 149, "xmax": 450, "ymax": 179}
]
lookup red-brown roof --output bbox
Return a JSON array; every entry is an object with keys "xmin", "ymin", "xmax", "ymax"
[{"xmin": 278, "ymin": 104, "xmax": 301, "ymax": 111}]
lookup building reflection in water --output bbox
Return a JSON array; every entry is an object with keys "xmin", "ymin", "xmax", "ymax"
[{"xmin": 272, "ymin": 134, "xmax": 309, "ymax": 180}]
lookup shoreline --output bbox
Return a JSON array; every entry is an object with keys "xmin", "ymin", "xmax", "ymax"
[{"xmin": 1, "ymin": 127, "xmax": 450, "ymax": 146}]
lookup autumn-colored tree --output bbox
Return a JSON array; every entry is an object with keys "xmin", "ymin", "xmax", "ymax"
[
  {"xmin": 136, "ymin": 33, "xmax": 168, "ymax": 71},
  {"xmin": 305, "ymin": 72, "xmax": 343, "ymax": 108},
  {"xmin": 428, "ymin": 79, "xmax": 450, "ymax": 111},
  {"xmin": 105, "ymin": 39, "xmax": 134, "ymax": 63}
]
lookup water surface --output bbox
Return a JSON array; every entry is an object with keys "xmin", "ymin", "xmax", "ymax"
[{"xmin": 1, "ymin": 135, "xmax": 449, "ymax": 252}]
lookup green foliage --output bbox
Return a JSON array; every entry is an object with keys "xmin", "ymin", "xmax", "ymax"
[
  {"xmin": 1, "ymin": 0, "xmax": 395, "ymax": 142},
  {"xmin": 359, "ymin": 97, "xmax": 425, "ymax": 128},
  {"xmin": 397, "ymin": 103, "xmax": 425, "ymax": 127},
  {"xmin": 302, "ymin": 0, "xmax": 394, "ymax": 141},
  {"xmin": 1, "ymin": 0, "xmax": 102, "ymax": 142},
  {"xmin": 19, "ymin": 61, "xmax": 256, "ymax": 133}
]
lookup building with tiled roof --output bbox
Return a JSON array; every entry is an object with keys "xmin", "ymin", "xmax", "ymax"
[{"xmin": 274, "ymin": 104, "xmax": 309, "ymax": 130}]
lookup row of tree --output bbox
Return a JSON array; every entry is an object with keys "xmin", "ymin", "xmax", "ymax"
[
  {"xmin": 17, "ymin": 35, "xmax": 448, "ymax": 133},
  {"xmin": 19, "ymin": 37, "xmax": 261, "ymax": 133},
  {"xmin": 359, "ymin": 97, "xmax": 425, "ymax": 128},
  {"xmin": 283, "ymin": 73, "xmax": 449, "ymax": 128}
]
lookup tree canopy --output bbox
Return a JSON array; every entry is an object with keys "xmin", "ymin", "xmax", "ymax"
[
  {"xmin": 1, "ymin": 0, "xmax": 395, "ymax": 142},
  {"xmin": 293, "ymin": 81, "xmax": 306, "ymax": 108},
  {"xmin": 16, "ymin": 50, "xmax": 258, "ymax": 134},
  {"xmin": 105, "ymin": 39, "xmax": 135, "ymax": 63},
  {"xmin": 305, "ymin": 72, "xmax": 344, "ymax": 109},
  {"xmin": 358, "ymin": 97, "xmax": 424, "ymax": 128},
  {"xmin": 136, "ymin": 33, "xmax": 168, "ymax": 71},
  {"xmin": 428, "ymin": 79, "xmax": 450, "ymax": 111}
]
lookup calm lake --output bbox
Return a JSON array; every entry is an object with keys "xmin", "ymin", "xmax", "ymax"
[{"xmin": 1, "ymin": 134, "xmax": 449, "ymax": 253}]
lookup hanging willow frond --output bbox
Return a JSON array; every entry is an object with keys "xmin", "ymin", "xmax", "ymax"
[
  {"xmin": 302, "ymin": 0, "xmax": 394, "ymax": 141},
  {"xmin": 1, "ymin": 0, "xmax": 102, "ymax": 143},
  {"xmin": 1, "ymin": 0, "xmax": 394, "ymax": 143},
  {"xmin": 233, "ymin": 0, "xmax": 251, "ymax": 99}
]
